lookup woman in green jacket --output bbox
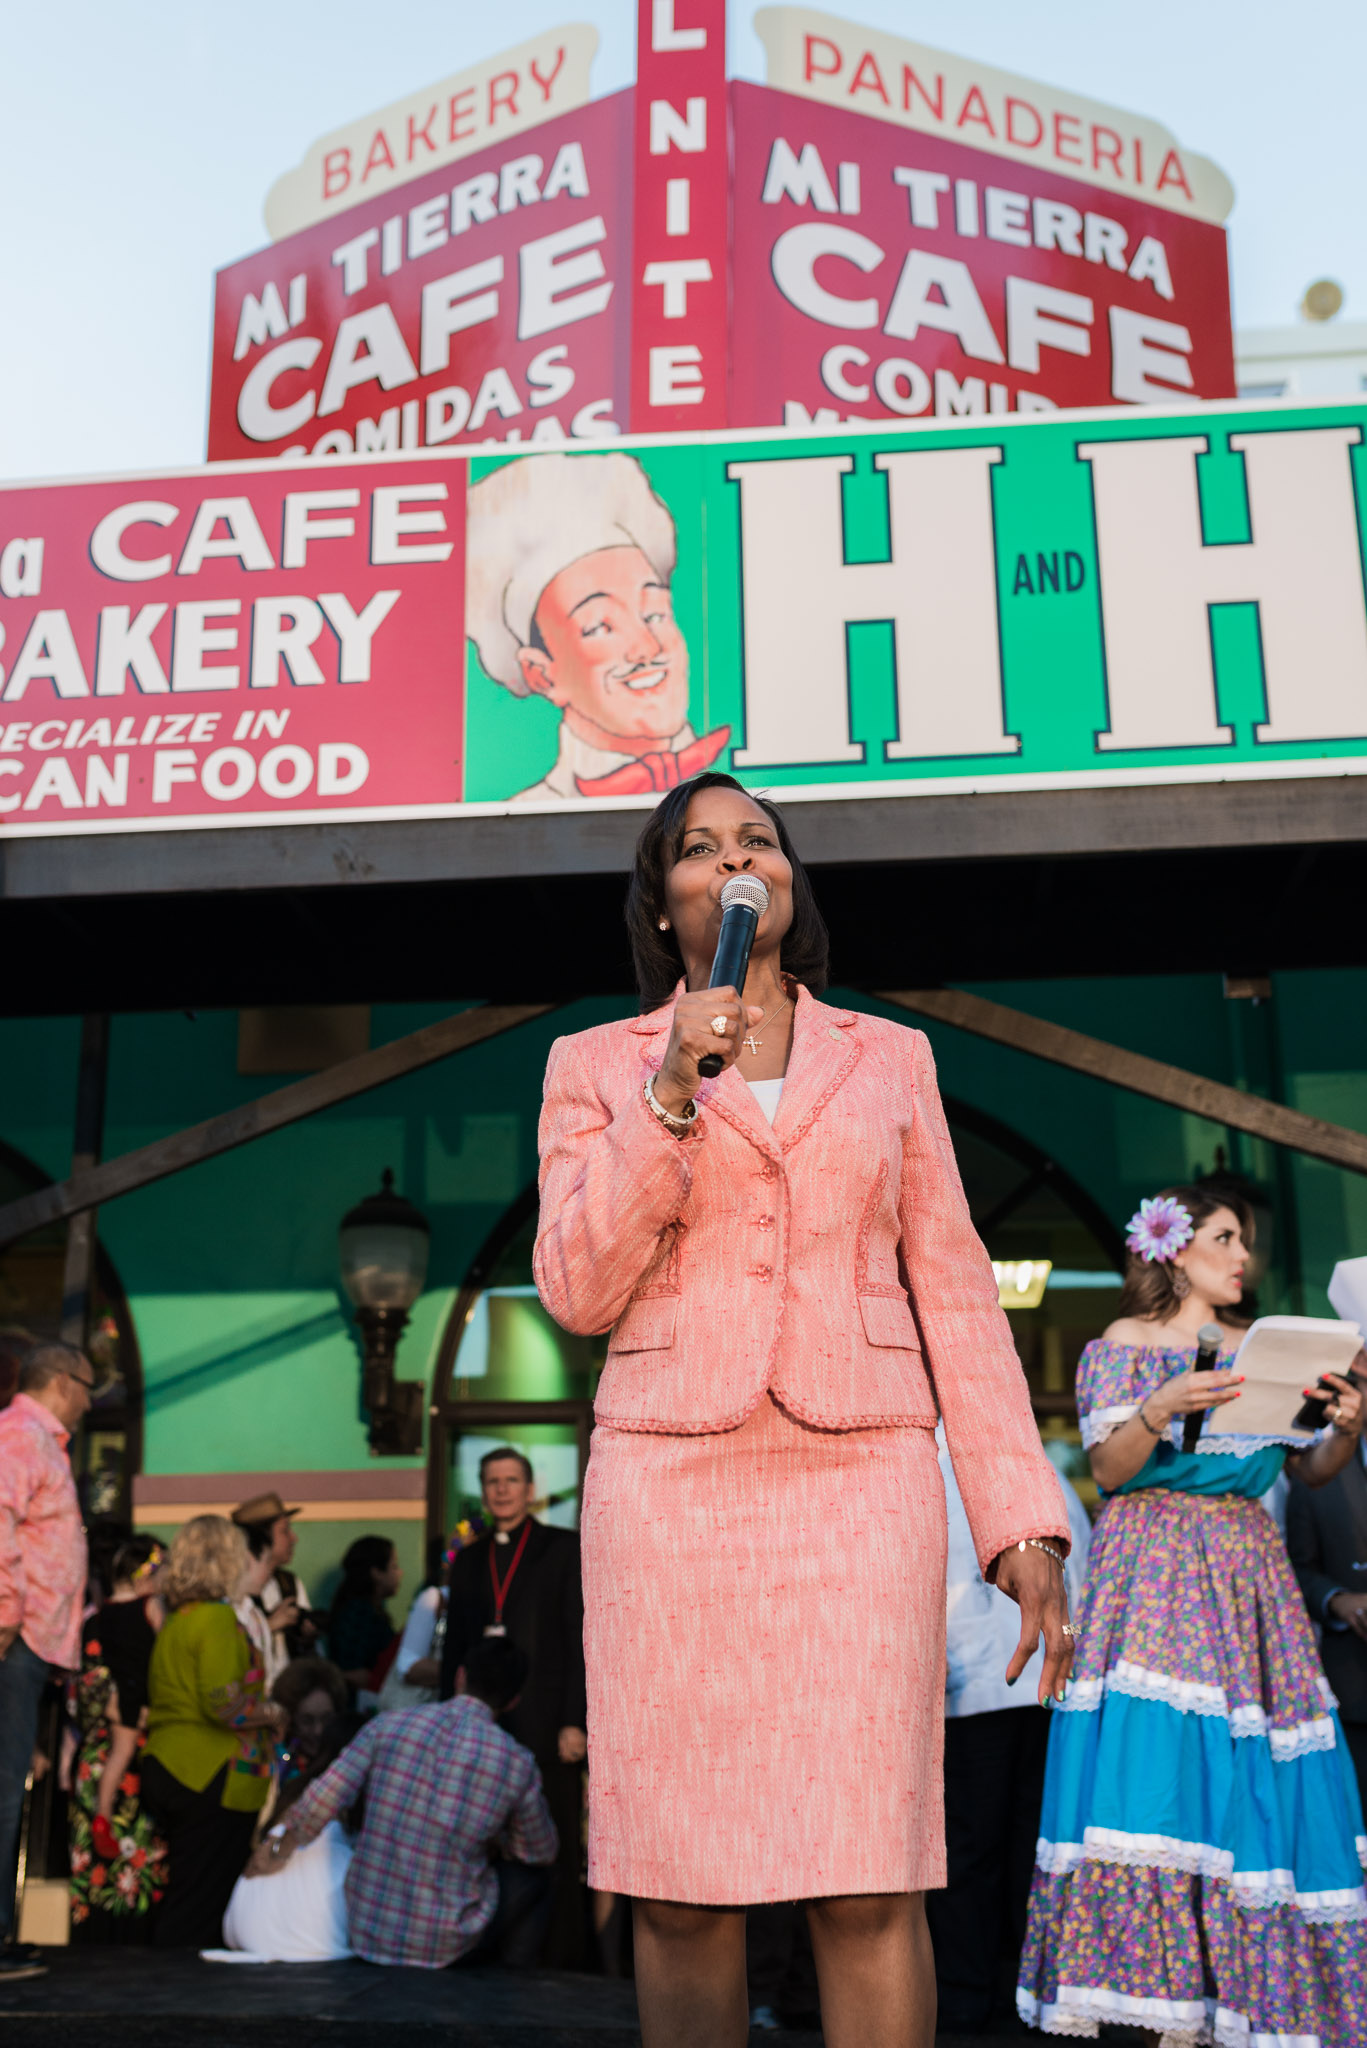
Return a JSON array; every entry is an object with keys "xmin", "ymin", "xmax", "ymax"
[{"xmin": 141, "ymin": 1515, "xmax": 284, "ymax": 1947}]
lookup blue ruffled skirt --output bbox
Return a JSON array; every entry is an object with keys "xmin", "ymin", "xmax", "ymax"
[{"xmin": 1017, "ymin": 1487, "xmax": 1367, "ymax": 2047}]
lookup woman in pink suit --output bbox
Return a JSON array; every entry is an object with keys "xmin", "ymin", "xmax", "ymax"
[{"xmin": 535, "ymin": 773, "xmax": 1074, "ymax": 2048}]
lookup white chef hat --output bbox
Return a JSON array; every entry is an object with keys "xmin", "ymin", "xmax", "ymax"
[{"xmin": 466, "ymin": 452, "xmax": 678, "ymax": 694}]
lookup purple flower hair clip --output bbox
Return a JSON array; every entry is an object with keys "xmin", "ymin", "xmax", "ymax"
[{"xmin": 1125, "ymin": 1195, "xmax": 1195, "ymax": 1264}]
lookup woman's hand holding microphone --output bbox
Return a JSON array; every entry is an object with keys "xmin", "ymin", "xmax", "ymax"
[
  {"xmin": 1140, "ymin": 1365, "xmax": 1246, "ymax": 1430},
  {"xmin": 653, "ymin": 987, "xmax": 765, "ymax": 1121}
]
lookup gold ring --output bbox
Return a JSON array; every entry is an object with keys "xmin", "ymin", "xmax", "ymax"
[{"xmin": 709, "ymin": 1015, "xmax": 729, "ymax": 1036}]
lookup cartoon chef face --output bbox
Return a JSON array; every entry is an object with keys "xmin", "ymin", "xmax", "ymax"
[{"xmin": 515, "ymin": 541, "xmax": 691, "ymax": 749}]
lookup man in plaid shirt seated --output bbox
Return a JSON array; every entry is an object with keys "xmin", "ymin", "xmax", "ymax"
[{"xmin": 264, "ymin": 1638, "xmax": 557, "ymax": 1966}]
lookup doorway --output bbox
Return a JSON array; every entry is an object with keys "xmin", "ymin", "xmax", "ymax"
[{"xmin": 427, "ymin": 1188, "xmax": 598, "ymax": 1545}]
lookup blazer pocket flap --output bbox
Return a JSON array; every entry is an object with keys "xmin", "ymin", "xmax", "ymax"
[
  {"xmin": 611, "ymin": 1296, "xmax": 679, "ymax": 1353},
  {"xmin": 859, "ymin": 1294, "xmax": 921, "ymax": 1350}
]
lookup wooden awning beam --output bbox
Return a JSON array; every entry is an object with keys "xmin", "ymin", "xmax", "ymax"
[
  {"xmin": 0, "ymin": 1003, "xmax": 556, "ymax": 1250},
  {"xmin": 7, "ymin": 983, "xmax": 1359, "ymax": 1254},
  {"xmin": 879, "ymin": 988, "xmax": 1367, "ymax": 1178}
]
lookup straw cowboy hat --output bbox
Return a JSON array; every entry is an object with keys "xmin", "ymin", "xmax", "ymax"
[{"xmin": 231, "ymin": 1490, "xmax": 300, "ymax": 1527}]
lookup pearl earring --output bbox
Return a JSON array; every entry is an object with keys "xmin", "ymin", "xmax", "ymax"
[{"xmin": 658, "ymin": 918, "xmax": 670, "ymax": 931}]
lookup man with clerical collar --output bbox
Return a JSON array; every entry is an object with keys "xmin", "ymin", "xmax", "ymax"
[
  {"xmin": 465, "ymin": 450, "xmax": 729, "ymax": 803},
  {"xmin": 440, "ymin": 1447, "xmax": 587, "ymax": 1967}
]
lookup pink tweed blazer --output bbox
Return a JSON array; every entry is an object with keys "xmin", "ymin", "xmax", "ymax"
[{"xmin": 535, "ymin": 984, "xmax": 1068, "ymax": 1573}]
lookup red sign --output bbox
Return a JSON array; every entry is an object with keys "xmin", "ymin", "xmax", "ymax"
[
  {"xmin": 728, "ymin": 82, "xmax": 1234, "ymax": 427},
  {"xmin": 207, "ymin": 97, "xmax": 633, "ymax": 463},
  {"xmin": 628, "ymin": 0, "xmax": 730, "ymax": 432},
  {"xmin": 207, "ymin": 24, "xmax": 1235, "ymax": 453},
  {"xmin": 0, "ymin": 457, "xmax": 463, "ymax": 830}
]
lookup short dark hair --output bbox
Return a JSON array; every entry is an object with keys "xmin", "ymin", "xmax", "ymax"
[
  {"xmin": 86, "ymin": 1517, "xmax": 134, "ymax": 1601},
  {"xmin": 462, "ymin": 1637, "xmax": 529, "ymax": 1712},
  {"xmin": 480, "ymin": 1446, "xmax": 533, "ymax": 1484},
  {"xmin": 272, "ymin": 1657, "xmax": 350, "ymax": 1721},
  {"xmin": 19, "ymin": 1341, "xmax": 88, "ymax": 1393},
  {"xmin": 625, "ymin": 772, "xmax": 830, "ymax": 1011},
  {"xmin": 329, "ymin": 1534, "xmax": 396, "ymax": 1628},
  {"xmin": 242, "ymin": 1519, "xmax": 275, "ymax": 1559},
  {"xmin": 111, "ymin": 1534, "xmax": 164, "ymax": 1586}
]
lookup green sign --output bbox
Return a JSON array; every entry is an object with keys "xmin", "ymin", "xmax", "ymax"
[{"xmin": 463, "ymin": 398, "xmax": 1367, "ymax": 811}]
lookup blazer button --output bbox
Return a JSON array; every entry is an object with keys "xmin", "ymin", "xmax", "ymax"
[
  {"xmin": 748, "ymin": 1265, "xmax": 773, "ymax": 1281},
  {"xmin": 755, "ymin": 1216, "xmax": 775, "ymax": 1231}
]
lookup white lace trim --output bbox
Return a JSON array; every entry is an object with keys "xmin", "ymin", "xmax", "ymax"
[
  {"xmin": 1080, "ymin": 1400, "xmax": 1316, "ymax": 1458},
  {"xmin": 1268, "ymin": 1718, "xmax": 1338, "ymax": 1760},
  {"xmin": 1193, "ymin": 1433, "xmax": 1317, "ymax": 1457},
  {"xmin": 1061, "ymin": 1663, "xmax": 1340, "ymax": 1759},
  {"xmin": 1104, "ymin": 1660, "xmax": 1228, "ymax": 1716},
  {"xmin": 1022, "ymin": 1984, "xmax": 1334, "ymax": 2046},
  {"xmin": 1016, "ymin": 1985, "xmax": 1100, "ymax": 2037},
  {"xmin": 1080, "ymin": 1403, "xmax": 1138, "ymax": 1448},
  {"xmin": 1020, "ymin": 1984, "xmax": 1204, "ymax": 2037},
  {"xmin": 1212, "ymin": 2022, "xmax": 1326, "ymax": 2048},
  {"xmin": 1036, "ymin": 1830, "xmax": 1367, "ymax": 1921}
]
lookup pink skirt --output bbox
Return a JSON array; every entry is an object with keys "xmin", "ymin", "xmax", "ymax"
[{"xmin": 581, "ymin": 1392, "xmax": 947, "ymax": 1903}]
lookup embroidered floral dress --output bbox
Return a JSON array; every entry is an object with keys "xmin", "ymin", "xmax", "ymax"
[
  {"xmin": 1017, "ymin": 1338, "xmax": 1367, "ymax": 2048},
  {"xmin": 69, "ymin": 1602, "xmax": 168, "ymax": 1937}
]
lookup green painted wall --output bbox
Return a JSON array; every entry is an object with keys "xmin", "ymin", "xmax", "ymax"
[{"xmin": 1, "ymin": 996, "xmax": 633, "ymax": 1479}]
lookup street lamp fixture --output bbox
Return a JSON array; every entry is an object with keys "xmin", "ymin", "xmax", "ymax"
[{"xmin": 340, "ymin": 1168, "xmax": 430, "ymax": 1454}]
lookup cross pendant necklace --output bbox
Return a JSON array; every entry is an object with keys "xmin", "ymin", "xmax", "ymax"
[{"xmin": 742, "ymin": 993, "xmax": 791, "ymax": 1056}]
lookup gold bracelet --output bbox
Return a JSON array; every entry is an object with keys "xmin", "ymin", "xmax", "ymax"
[{"xmin": 643, "ymin": 1074, "xmax": 697, "ymax": 1133}]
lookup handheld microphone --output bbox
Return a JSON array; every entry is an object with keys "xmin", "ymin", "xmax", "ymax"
[
  {"xmin": 1182, "ymin": 1322, "xmax": 1225, "ymax": 1452},
  {"xmin": 697, "ymin": 875, "xmax": 769, "ymax": 1078}
]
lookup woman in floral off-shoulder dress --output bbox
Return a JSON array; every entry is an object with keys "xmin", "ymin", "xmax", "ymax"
[{"xmin": 1017, "ymin": 1184, "xmax": 1367, "ymax": 2047}]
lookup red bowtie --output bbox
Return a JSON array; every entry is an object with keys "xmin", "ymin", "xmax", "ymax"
[{"xmin": 575, "ymin": 725, "xmax": 731, "ymax": 798}]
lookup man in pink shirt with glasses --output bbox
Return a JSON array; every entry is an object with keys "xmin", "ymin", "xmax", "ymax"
[{"xmin": 0, "ymin": 1341, "xmax": 92, "ymax": 1979}]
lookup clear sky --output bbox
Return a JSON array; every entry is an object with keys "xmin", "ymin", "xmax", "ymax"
[{"xmin": 3, "ymin": 0, "xmax": 1362, "ymax": 480}]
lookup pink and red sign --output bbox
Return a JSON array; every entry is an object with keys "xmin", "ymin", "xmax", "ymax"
[
  {"xmin": 628, "ymin": 0, "xmax": 730, "ymax": 433},
  {"xmin": 0, "ymin": 458, "xmax": 463, "ymax": 828},
  {"xmin": 207, "ymin": 8, "xmax": 1235, "ymax": 460},
  {"xmin": 728, "ymin": 81, "xmax": 1234, "ymax": 426},
  {"xmin": 208, "ymin": 97, "xmax": 633, "ymax": 463}
]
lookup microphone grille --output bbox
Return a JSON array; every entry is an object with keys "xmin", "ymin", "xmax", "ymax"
[
  {"xmin": 1198, "ymin": 1322, "xmax": 1223, "ymax": 1346},
  {"xmin": 719, "ymin": 876, "xmax": 769, "ymax": 916}
]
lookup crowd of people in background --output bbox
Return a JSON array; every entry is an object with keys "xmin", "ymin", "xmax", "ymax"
[
  {"xmin": 0, "ymin": 1391, "xmax": 580, "ymax": 1980},
  {"xmin": 3, "ymin": 1200, "xmax": 1367, "ymax": 2032}
]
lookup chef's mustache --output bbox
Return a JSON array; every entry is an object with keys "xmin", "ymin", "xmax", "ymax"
[{"xmin": 607, "ymin": 657, "xmax": 671, "ymax": 683}]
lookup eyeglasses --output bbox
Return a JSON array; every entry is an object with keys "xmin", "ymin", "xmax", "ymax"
[{"xmin": 64, "ymin": 1371, "xmax": 96, "ymax": 1393}]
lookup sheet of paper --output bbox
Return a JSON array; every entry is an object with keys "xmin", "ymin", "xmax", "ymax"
[
  {"xmin": 1328, "ymin": 1258, "xmax": 1367, "ymax": 1334},
  {"xmin": 1221, "ymin": 1316, "xmax": 1364, "ymax": 1437}
]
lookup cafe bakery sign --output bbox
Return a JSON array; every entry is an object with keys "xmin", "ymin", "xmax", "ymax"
[{"xmin": 2, "ymin": 399, "xmax": 1365, "ymax": 836}]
